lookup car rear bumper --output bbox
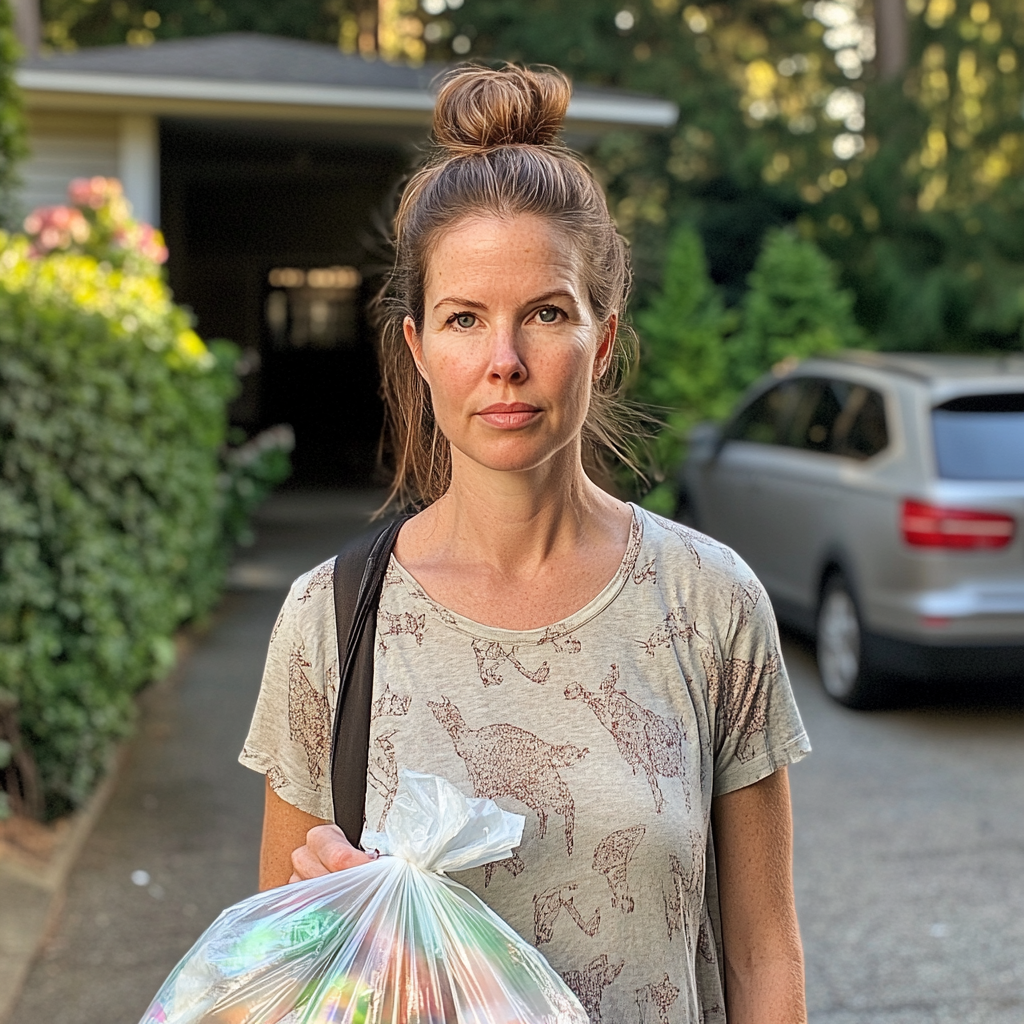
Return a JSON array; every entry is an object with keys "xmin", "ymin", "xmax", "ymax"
[
  {"xmin": 867, "ymin": 584, "xmax": 1024, "ymax": 642},
  {"xmin": 864, "ymin": 633, "xmax": 1024, "ymax": 683}
]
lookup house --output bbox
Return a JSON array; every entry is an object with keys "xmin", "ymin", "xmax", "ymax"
[{"xmin": 16, "ymin": 34, "xmax": 677, "ymax": 484}]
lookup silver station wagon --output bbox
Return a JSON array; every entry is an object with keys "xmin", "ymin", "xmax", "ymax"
[{"xmin": 677, "ymin": 352, "xmax": 1024, "ymax": 707}]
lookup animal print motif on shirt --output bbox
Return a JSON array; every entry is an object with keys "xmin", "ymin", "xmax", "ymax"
[
  {"xmin": 663, "ymin": 832, "xmax": 705, "ymax": 940},
  {"xmin": 633, "ymin": 559, "xmax": 657, "ymax": 585},
  {"xmin": 265, "ymin": 764, "xmax": 288, "ymax": 793},
  {"xmin": 562, "ymin": 954, "xmax": 624, "ymax": 1024},
  {"xmin": 539, "ymin": 628, "xmax": 583, "ymax": 654},
  {"xmin": 635, "ymin": 975, "xmax": 680, "ymax": 1024},
  {"xmin": 565, "ymin": 665, "xmax": 687, "ymax": 813},
  {"xmin": 428, "ymin": 697, "xmax": 587, "ymax": 854},
  {"xmin": 371, "ymin": 681, "xmax": 412, "ymax": 721},
  {"xmin": 729, "ymin": 578, "xmax": 762, "ymax": 634},
  {"xmin": 297, "ymin": 560, "xmax": 334, "ymax": 603},
  {"xmin": 472, "ymin": 637, "xmax": 551, "ymax": 687},
  {"xmin": 533, "ymin": 882, "xmax": 602, "ymax": 945},
  {"xmin": 700, "ymin": 646, "xmax": 779, "ymax": 762},
  {"xmin": 484, "ymin": 850, "xmax": 525, "ymax": 888},
  {"xmin": 636, "ymin": 608, "xmax": 703, "ymax": 658},
  {"xmin": 593, "ymin": 826, "xmax": 645, "ymax": 913},
  {"xmin": 368, "ymin": 728, "xmax": 399, "ymax": 830},
  {"xmin": 287, "ymin": 644, "xmax": 329, "ymax": 788},
  {"xmin": 377, "ymin": 610, "xmax": 426, "ymax": 654},
  {"xmin": 366, "ymin": 684, "xmax": 411, "ymax": 829}
]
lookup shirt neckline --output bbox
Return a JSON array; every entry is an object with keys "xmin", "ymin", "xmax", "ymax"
[{"xmin": 386, "ymin": 503, "xmax": 645, "ymax": 645}]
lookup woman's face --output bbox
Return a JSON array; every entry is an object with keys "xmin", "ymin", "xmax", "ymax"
[{"xmin": 404, "ymin": 214, "xmax": 615, "ymax": 478}]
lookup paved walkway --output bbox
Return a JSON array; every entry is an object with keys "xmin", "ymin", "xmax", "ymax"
[{"xmin": 8, "ymin": 491, "xmax": 380, "ymax": 1024}]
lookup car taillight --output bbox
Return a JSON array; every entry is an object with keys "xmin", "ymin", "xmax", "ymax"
[{"xmin": 901, "ymin": 500, "xmax": 1016, "ymax": 549}]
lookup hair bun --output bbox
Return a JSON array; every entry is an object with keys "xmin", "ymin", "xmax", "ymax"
[{"xmin": 433, "ymin": 64, "xmax": 571, "ymax": 156}]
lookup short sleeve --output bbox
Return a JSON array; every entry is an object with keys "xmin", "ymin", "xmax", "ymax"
[
  {"xmin": 238, "ymin": 558, "xmax": 339, "ymax": 820},
  {"xmin": 707, "ymin": 573, "xmax": 811, "ymax": 797}
]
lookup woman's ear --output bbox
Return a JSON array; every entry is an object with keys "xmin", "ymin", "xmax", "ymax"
[
  {"xmin": 593, "ymin": 312, "xmax": 618, "ymax": 380},
  {"xmin": 403, "ymin": 316, "xmax": 429, "ymax": 382}
]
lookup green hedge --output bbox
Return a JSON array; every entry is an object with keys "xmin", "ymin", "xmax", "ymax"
[
  {"xmin": 0, "ymin": 0, "xmax": 27, "ymax": 229},
  {"xmin": 0, "ymin": 233, "xmax": 241, "ymax": 813}
]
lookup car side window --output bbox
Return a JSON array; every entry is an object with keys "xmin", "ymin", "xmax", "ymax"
[
  {"xmin": 725, "ymin": 376, "xmax": 889, "ymax": 459},
  {"xmin": 833, "ymin": 385, "xmax": 888, "ymax": 459},
  {"xmin": 724, "ymin": 380, "xmax": 802, "ymax": 445},
  {"xmin": 785, "ymin": 378, "xmax": 845, "ymax": 452}
]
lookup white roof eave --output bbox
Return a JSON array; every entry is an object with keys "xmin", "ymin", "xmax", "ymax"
[{"xmin": 16, "ymin": 67, "xmax": 679, "ymax": 129}]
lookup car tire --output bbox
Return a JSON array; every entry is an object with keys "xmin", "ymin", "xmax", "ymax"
[{"xmin": 816, "ymin": 573, "xmax": 880, "ymax": 709}]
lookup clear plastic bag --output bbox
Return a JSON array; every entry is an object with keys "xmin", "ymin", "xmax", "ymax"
[{"xmin": 139, "ymin": 770, "xmax": 588, "ymax": 1024}]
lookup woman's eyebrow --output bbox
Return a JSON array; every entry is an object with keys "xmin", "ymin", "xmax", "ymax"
[
  {"xmin": 431, "ymin": 289, "xmax": 579, "ymax": 313},
  {"xmin": 526, "ymin": 290, "xmax": 578, "ymax": 305},
  {"xmin": 432, "ymin": 296, "xmax": 487, "ymax": 311}
]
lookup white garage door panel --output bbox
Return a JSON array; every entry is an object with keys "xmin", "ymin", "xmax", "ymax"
[
  {"xmin": 21, "ymin": 136, "xmax": 119, "ymax": 213},
  {"xmin": 19, "ymin": 117, "xmax": 120, "ymax": 215}
]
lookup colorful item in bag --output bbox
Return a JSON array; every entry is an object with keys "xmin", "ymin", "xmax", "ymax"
[{"xmin": 138, "ymin": 770, "xmax": 588, "ymax": 1024}]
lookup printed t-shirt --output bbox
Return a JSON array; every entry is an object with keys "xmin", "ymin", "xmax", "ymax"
[{"xmin": 240, "ymin": 505, "xmax": 811, "ymax": 1023}]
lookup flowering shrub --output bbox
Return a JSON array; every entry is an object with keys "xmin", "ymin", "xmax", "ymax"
[
  {"xmin": 24, "ymin": 176, "xmax": 169, "ymax": 269},
  {"xmin": 0, "ymin": 183, "xmax": 288, "ymax": 814}
]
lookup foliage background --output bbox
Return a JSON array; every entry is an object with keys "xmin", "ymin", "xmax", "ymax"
[
  {"xmin": 0, "ymin": 0, "xmax": 27, "ymax": 229},
  {"xmin": 37, "ymin": 0, "xmax": 1024, "ymax": 357}
]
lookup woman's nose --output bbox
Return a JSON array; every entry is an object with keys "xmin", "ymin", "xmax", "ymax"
[{"xmin": 487, "ymin": 327, "xmax": 528, "ymax": 383}]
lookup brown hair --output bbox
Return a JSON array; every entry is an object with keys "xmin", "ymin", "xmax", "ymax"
[{"xmin": 377, "ymin": 63, "xmax": 637, "ymax": 509}]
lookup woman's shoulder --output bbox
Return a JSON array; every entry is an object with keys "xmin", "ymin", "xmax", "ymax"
[
  {"xmin": 270, "ymin": 556, "xmax": 338, "ymax": 641},
  {"xmin": 634, "ymin": 505, "xmax": 749, "ymax": 582}
]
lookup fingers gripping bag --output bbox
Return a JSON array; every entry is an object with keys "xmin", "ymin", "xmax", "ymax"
[{"xmin": 139, "ymin": 770, "xmax": 588, "ymax": 1024}]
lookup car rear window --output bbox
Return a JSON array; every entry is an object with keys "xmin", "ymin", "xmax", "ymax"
[{"xmin": 932, "ymin": 393, "xmax": 1024, "ymax": 480}]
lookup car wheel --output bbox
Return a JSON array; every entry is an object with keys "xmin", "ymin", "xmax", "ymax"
[{"xmin": 816, "ymin": 574, "xmax": 877, "ymax": 708}]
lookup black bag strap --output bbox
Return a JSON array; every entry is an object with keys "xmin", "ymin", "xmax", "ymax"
[{"xmin": 330, "ymin": 515, "xmax": 408, "ymax": 844}]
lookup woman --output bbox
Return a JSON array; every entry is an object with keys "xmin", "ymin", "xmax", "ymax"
[{"xmin": 241, "ymin": 64, "xmax": 811, "ymax": 1024}]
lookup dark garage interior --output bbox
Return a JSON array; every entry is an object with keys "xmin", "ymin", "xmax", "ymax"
[{"xmin": 160, "ymin": 118, "xmax": 411, "ymax": 487}]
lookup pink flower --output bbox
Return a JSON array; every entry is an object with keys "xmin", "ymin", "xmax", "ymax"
[
  {"xmin": 23, "ymin": 205, "xmax": 91, "ymax": 253},
  {"xmin": 68, "ymin": 176, "xmax": 122, "ymax": 210}
]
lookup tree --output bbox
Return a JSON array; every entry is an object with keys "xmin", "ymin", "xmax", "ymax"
[
  {"xmin": 633, "ymin": 224, "xmax": 734, "ymax": 471},
  {"xmin": 40, "ymin": 0, "xmax": 425, "ymax": 60},
  {"xmin": 730, "ymin": 227, "xmax": 863, "ymax": 390}
]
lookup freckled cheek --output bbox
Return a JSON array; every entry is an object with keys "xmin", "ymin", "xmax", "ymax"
[
  {"xmin": 422, "ymin": 346, "xmax": 485, "ymax": 414},
  {"xmin": 528, "ymin": 342, "xmax": 595, "ymax": 401}
]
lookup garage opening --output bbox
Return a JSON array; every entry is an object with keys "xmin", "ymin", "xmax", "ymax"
[{"xmin": 160, "ymin": 118, "xmax": 410, "ymax": 487}]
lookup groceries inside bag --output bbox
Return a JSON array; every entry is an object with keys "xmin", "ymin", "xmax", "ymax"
[{"xmin": 139, "ymin": 770, "xmax": 588, "ymax": 1024}]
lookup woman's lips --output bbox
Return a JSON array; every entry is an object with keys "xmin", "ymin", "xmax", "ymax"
[{"xmin": 476, "ymin": 402, "xmax": 542, "ymax": 429}]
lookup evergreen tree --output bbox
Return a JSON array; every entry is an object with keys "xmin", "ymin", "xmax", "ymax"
[{"xmin": 731, "ymin": 229, "xmax": 864, "ymax": 392}]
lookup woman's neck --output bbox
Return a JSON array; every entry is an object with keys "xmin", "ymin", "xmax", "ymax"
[{"xmin": 400, "ymin": 445, "xmax": 627, "ymax": 579}]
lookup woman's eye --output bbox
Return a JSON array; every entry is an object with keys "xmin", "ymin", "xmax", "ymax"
[
  {"xmin": 454, "ymin": 313, "xmax": 476, "ymax": 329},
  {"xmin": 537, "ymin": 307, "xmax": 560, "ymax": 323}
]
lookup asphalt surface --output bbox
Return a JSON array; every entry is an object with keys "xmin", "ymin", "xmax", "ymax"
[
  {"xmin": 788, "ymin": 638, "xmax": 1024, "ymax": 1024},
  {"xmin": 8, "ymin": 491, "xmax": 1024, "ymax": 1024}
]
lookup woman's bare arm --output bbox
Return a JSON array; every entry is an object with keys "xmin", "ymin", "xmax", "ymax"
[
  {"xmin": 711, "ymin": 766, "xmax": 807, "ymax": 1024},
  {"xmin": 259, "ymin": 778, "xmax": 372, "ymax": 890}
]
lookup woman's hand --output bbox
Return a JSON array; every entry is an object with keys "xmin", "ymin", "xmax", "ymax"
[
  {"xmin": 288, "ymin": 823, "xmax": 375, "ymax": 882},
  {"xmin": 259, "ymin": 778, "xmax": 373, "ymax": 890}
]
